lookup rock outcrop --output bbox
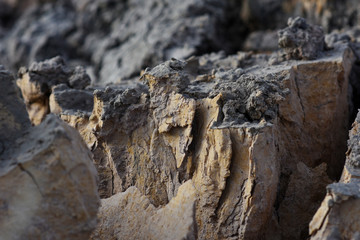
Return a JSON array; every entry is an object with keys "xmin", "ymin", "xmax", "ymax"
[
  {"xmin": 0, "ymin": 66, "xmax": 99, "ymax": 239},
  {"xmin": 28, "ymin": 37, "xmax": 354, "ymax": 239},
  {"xmin": 4, "ymin": 1, "xmax": 360, "ymax": 239}
]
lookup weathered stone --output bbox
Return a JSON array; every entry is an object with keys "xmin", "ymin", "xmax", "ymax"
[
  {"xmin": 2, "ymin": 0, "xmax": 360, "ymax": 85},
  {"xmin": 16, "ymin": 56, "xmax": 91, "ymax": 125},
  {"xmin": 278, "ymin": 17, "xmax": 325, "ymax": 60},
  {"xmin": 55, "ymin": 43, "xmax": 354, "ymax": 239},
  {"xmin": 0, "ymin": 69, "xmax": 99, "ymax": 239},
  {"xmin": 91, "ymin": 180, "xmax": 197, "ymax": 240},
  {"xmin": 49, "ymin": 84, "xmax": 93, "ymax": 115},
  {"xmin": 3, "ymin": 2, "xmax": 360, "ymax": 240}
]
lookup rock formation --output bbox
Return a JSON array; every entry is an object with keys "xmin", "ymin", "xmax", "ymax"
[
  {"xmin": 0, "ymin": 67, "xmax": 100, "ymax": 239},
  {"xmin": 14, "ymin": 17, "xmax": 358, "ymax": 239},
  {"xmin": 3, "ymin": 1, "xmax": 360, "ymax": 240},
  {"xmin": 16, "ymin": 56, "xmax": 91, "ymax": 125}
]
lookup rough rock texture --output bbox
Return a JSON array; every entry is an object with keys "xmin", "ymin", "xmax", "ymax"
[
  {"xmin": 310, "ymin": 182, "xmax": 360, "ymax": 240},
  {"xmin": 2, "ymin": 0, "xmax": 360, "ymax": 83},
  {"xmin": 278, "ymin": 17, "xmax": 325, "ymax": 60},
  {"xmin": 16, "ymin": 56, "xmax": 91, "ymax": 125},
  {"xmin": 309, "ymin": 112, "xmax": 360, "ymax": 239},
  {"xmin": 0, "ymin": 69, "xmax": 100, "ymax": 239},
  {"xmin": 91, "ymin": 180, "xmax": 197, "ymax": 240},
  {"xmin": 45, "ymin": 41, "xmax": 355, "ymax": 239}
]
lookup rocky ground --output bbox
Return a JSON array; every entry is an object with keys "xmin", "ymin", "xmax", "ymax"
[{"xmin": 1, "ymin": 0, "xmax": 360, "ymax": 239}]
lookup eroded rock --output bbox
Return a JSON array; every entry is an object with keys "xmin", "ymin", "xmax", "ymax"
[
  {"xmin": 278, "ymin": 17, "xmax": 325, "ymax": 60},
  {"xmin": 278, "ymin": 162, "xmax": 331, "ymax": 239},
  {"xmin": 16, "ymin": 56, "xmax": 91, "ymax": 125},
  {"xmin": 51, "ymin": 42, "xmax": 355, "ymax": 239}
]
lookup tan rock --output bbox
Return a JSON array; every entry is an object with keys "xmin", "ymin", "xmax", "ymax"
[
  {"xmin": 45, "ymin": 44, "xmax": 354, "ymax": 239},
  {"xmin": 16, "ymin": 56, "xmax": 91, "ymax": 125},
  {"xmin": 16, "ymin": 72, "xmax": 49, "ymax": 125},
  {"xmin": 91, "ymin": 180, "xmax": 196, "ymax": 240}
]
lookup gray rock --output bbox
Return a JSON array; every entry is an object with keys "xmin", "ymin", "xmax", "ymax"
[
  {"xmin": 0, "ymin": 66, "xmax": 30, "ymax": 160},
  {"xmin": 2, "ymin": 0, "xmax": 227, "ymax": 85},
  {"xmin": 278, "ymin": 17, "xmax": 325, "ymax": 60}
]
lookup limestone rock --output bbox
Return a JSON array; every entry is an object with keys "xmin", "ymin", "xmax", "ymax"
[
  {"xmin": 91, "ymin": 180, "xmax": 197, "ymax": 240},
  {"xmin": 278, "ymin": 17, "xmax": 325, "ymax": 60},
  {"xmin": 0, "ymin": 69, "xmax": 100, "ymax": 239},
  {"xmin": 2, "ymin": 0, "xmax": 360, "ymax": 85},
  {"xmin": 49, "ymin": 84, "xmax": 93, "ymax": 115}
]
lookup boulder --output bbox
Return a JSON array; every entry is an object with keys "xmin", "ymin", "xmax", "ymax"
[{"xmin": 0, "ymin": 66, "xmax": 99, "ymax": 239}]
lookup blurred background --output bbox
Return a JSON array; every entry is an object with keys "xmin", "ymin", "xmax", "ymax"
[{"xmin": 0, "ymin": 0, "xmax": 359, "ymax": 85}]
